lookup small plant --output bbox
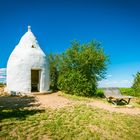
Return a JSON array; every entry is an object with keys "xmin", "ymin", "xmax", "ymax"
[
  {"xmin": 95, "ymin": 89, "xmax": 104, "ymax": 97},
  {"xmin": 0, "ymin": 83, "xmax": 5, "ymax": 87}
]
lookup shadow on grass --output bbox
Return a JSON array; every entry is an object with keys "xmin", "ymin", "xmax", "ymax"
[
  {"xmin": 0, "ymin": 109, "xmax": 44, "ymax": 121},
  {"xmin": 0, "ymin": 95, "xmax": 44, "ymax": 121},
  {"xmin": 0, "ymin": 96, "xmax": 40, "ymax": 110}
]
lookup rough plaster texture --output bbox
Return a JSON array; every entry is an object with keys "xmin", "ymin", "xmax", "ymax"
[{"xmin": 6, "ymin": 26, "xmax": 50, "ymax": 94}]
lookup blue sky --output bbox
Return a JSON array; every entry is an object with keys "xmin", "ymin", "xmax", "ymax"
[{"xmin": 0, "ymin": 0, "xmax": 140, "ymax": 87}]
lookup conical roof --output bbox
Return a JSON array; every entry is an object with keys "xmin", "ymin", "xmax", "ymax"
[
  {"xmin": 18, "ymin": 26, "xmax": 40, "ymax": 49},
  {"xmin": 10, "ymin": 26, "xmax": 46, "ymax": 57}
]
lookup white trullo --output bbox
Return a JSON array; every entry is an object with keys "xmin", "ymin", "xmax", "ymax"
[{"xmin": 6, "ymin": 26, "xmax": 50, "ymax": 94}]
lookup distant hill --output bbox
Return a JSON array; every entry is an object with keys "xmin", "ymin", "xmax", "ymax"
[{"xmin": 0, "ymin": 68, "xmax": 6, "ymax": 83}]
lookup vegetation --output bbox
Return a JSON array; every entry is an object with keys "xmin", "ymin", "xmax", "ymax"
[
  {"xmin": 0, "ymin": 86, "xmax": 140, "ymax": 140},
  {"xmin": 119, "ymin": 72, "xmax": 140, "ymax": 97},
  {"xmin": 58, "ymin": 90, "xmax": 104, "ymax": 102},
  {"xmin": 120, "ymin": 88, "xmax": 140, "ymax": 99},
  {"xmin": 120, "ymin": 88, "xmax": 136, "ymax": 96},
  {"xmin": 95, "ymin": 88, "xmax": 104, "ymax": 97},
  {"xmin": 132, "ymin": 72, "xmax": 140, "ymax": 96},
  {"xmin": 49, "ymin": 41, "xmax": 108, "ymax": 96},
  {"xmin": 1, "ymin": 102, "xmax": 140, "ymax": 140},
  {"xmin": 0, "ymin": 83, "xmax": 5, "ymax": 87},
  {"xmin": 49, "ymin": 53, "xmax": 60, "ymax": 91},
  {"xmin": 57, "ymin": 40, "xmax": 108, "ymax": 96}
]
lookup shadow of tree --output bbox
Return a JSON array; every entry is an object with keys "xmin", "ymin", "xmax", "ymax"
[
  {"xmin": 0, "ymin": 95, "xmax": 44, "ymax": 121},
  {"xmin": 0, "ymin": 108, "xmax": 44, "ymax": 121},
  {"xmin": 0, "ymin": 96, "xmax": 40, "ymax": 110}
]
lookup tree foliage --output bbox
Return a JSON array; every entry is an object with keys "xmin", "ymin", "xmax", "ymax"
[
  {"xmin": 57, "ymin": 40, "xmax": 109, "ymax": 96},
  {"xmin": 49, "ymin": 53, "xmax": 60, "ymax": 91},
  {"xmin": 58, "ymin": 70, "xmax": 95, "ymax": 96},
  {"xmin": 132, "ymin": 72, "xmax": 140, "ymax": 93}
]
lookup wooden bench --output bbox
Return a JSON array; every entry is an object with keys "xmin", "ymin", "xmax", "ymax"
[{"xmin": 103, "ymin": 88, "xmax": 133, "ymax": 105}]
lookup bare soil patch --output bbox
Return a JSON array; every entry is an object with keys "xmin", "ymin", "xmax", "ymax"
[
  {"xmin": 34, "ymin": 92, "xmax": 140, "ymax": 115},
  {"xmin": 0, "ymin": 86, "xmax": 4, "ymax": 93},
  {"xmin": 87, "ymin": 101, "xmax": 140, "ymax": 115},
  {"xmin": 1, "ymin": 89, "xmax": 140, "ymax": 115},
  {"xmin": 34, "ymin": 92, "xmax": 75, "ymax": 109}
]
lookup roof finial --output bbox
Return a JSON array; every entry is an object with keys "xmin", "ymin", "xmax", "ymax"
[{"xmin": 28, "ymin": 25, "xmax": 31, "ymax": 31}]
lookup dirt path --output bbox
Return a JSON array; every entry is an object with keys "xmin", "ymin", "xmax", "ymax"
[
  {"xmin": 34, "ymin": 92, "xmax": 140, "ymax": 115},
  {"xmin": 1, "ymin": 90, "xmax": 140, "ymax": 115},
  {"xmin": 35, "ymin": 92, "xmax": 75, "ymax": 109},
  {"xmin": 87, "ymin": 102, "xmax": 140, "ymax": 115}
]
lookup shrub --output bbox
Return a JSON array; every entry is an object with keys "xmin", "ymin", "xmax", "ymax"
[
  {"xmin": 95, "ymin": 89, "xmax": 104, "ymax": 98},
  {"xmin": 120, "ymin": 88, "xmax": 140, "ymax": 97},
  {"xmin": 58, "ymin": 40, "xmax": 108, "ymax": 96},
  {"xmin": 132, "ymin": 72, "xmax": 140, "ymax": 96},
  {"xmin": 132, "ymin": 72, "xmax": 140, "ymax": 91},
  {"xmin": 58, "ymin": 70, "xmax": 96, "ymax": 96},
  {"xmin": 49, "ymin": 54, "xmax": 60, "ymax": 91}
]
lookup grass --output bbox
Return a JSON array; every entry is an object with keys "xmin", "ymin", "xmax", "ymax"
[
  {"xmin": 1, "ymin": 105, "xmax": 140, "ymax": 140},
  {"xmin": 58, "ymin": 89, "xmax": 140, "ymax": 107},
  {"xmin": 120, "ymin": 88, "xmax": 140, "ymax": 97},
  {"xmin": 58, "ymin": 91, "xmax": 97, "ymax": 102},
  {"xmin": 58, "ymin": 89, "xmax": 104, "ymax": 101},
  {"xmin": 1, "ymin": 98, "xmax": 140, "ymax": 140},
  {"xmin": 120, "ymin": 88, "xmax": 137, "ymax": 96},
  {"xmin": 1, "ymin": 88, "xmax": 140, "ymax": 140}
]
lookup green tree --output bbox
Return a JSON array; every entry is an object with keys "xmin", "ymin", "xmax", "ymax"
[
  {"xmin": 132, "ymin": 72, "xmax": 140, "ymax": 93},
  {"xmin": 58, "ymin": 40, "xmax": 109, "ymax": 96},
  {"xmin": 49, "ymin": 53, "xmax": 60, "ymax": 91}
]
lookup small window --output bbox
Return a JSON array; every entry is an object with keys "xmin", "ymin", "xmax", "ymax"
[{"xmin": 31, "ymin": 45, "xmax": 35, "ymax": 48}]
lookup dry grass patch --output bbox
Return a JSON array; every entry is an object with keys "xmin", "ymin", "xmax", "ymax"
[
  {"xmin": 1, "ymin": 104, "xmax": 140, "ymax": 140},
  {"xmin": 0, "ymin": 90, "xmax": 140, "ymax": 140}
]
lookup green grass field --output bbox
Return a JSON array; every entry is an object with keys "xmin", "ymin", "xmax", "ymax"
[{"xmin": 0, "ymin": 96, "xmax": 140, "ymax": 140}]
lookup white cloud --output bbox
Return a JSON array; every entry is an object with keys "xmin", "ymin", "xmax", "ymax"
[
  {"xmin": 98, "ymin": 79, "xmax": 132, "ymax": 88},
  {"xmin": 120, "ymin": 80, "xmax": 129, "ymax": 84},
  {"xmin": 107, "ymin": 74, "xmax": 112, "ymax": 77}
]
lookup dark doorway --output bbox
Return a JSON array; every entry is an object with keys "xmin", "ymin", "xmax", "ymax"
[{"xmin": 31, "ymin": 70, "xmax": 40, "ymax": 92}]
